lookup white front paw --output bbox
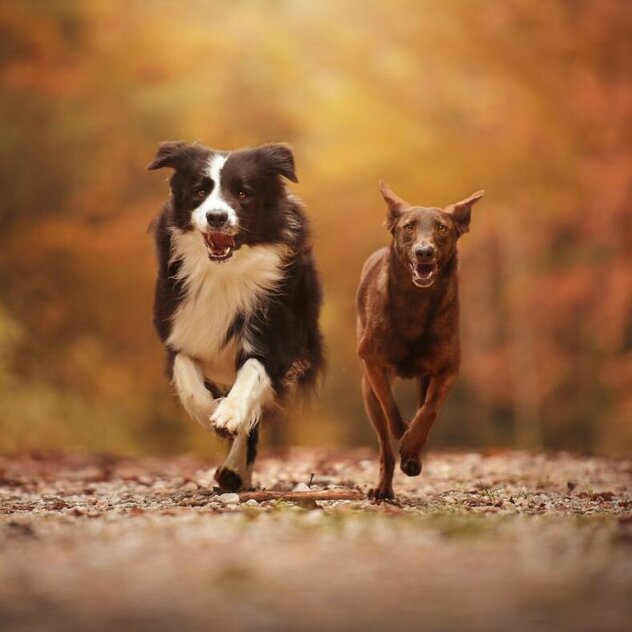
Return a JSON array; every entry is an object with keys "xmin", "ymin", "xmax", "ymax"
[{"xmin": 210, "ymin": 398, "xmax": 249, "ymax": 437}]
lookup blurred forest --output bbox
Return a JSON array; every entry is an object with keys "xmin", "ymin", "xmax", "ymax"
[{"xmin": 0, "ymin": 0, "xmax": 630, "ymax": 457}]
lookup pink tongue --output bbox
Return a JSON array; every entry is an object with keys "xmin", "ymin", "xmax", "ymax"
[{"xmin": 210, "ymin": 233, "xmax": 234, "ymax": 248}]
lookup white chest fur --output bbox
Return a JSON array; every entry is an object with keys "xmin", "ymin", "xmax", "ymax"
[{"xmin": 167, "ymin": 229, "xmax": 285, "ymax": 385}]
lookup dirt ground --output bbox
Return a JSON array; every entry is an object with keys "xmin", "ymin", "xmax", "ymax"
[{"xmin": 1, "ymin": 449, "xmax": 630, "ymax": 632}]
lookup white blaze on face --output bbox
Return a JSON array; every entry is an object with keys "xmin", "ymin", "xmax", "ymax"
[{"xmin": 191, "ymin": 153, "xmax": 237, "ymax": 233}]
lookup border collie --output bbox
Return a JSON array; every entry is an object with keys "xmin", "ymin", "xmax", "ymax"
[{"xmin": 148, "ymin": 141, "xmax": 324, "ymax": 491}]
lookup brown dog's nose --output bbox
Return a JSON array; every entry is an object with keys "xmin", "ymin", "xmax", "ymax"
[{"xmin": 415, "ymin": 244, "xmax": 435, "ymax": 260}]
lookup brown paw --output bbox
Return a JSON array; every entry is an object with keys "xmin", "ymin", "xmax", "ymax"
[
  {"xmin": 400, "ymin": 458, "xmax": 422, "ymax": 477},
  {"xmin": 368, "ymin": 485, "xmax": 395, "ymax": 502},
  {"xmin": 214, "ymin": 466, "xmax": 243, "ymax": 492}
]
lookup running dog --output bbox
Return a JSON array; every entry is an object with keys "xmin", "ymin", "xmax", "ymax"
[
  {"xmin": 148, "ymin": 141, "xmax": 324, "ymax": 491},
  {"xmin": 356, "ymin": 182, "xmax": 484, "ymax": 499}
]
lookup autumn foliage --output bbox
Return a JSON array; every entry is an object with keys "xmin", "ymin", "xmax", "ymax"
[{"xmin": 0, "ymin": 1, "xmax": 630, "ymax": 455}]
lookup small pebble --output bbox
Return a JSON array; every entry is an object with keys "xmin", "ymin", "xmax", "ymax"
[
  {"xmin": 218, "ymin": 493, "xmax": 240, "ymax": 504},
  {"xmin": 244, "ymin": 499, "xmax": 259, "ymax": 507},
  {"xmin": 303, "ymin": 510, "xmax": 324, "ymax": 524},
  {"xmin": 293, "ymin": 483, "xmax": 311, "ymax": 492}
]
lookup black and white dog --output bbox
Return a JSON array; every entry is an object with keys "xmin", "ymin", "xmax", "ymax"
[{"xmin": 148, "ymin": 141, "xmax": 324, "ymax": 491}]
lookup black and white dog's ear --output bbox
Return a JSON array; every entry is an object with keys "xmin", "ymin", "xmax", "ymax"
[
  {"xmin": 260, "ymin": 143, "xmax": 298, "ymax": 183},
  {"xmin": 147, "ymin": 141, "xmax": 193, "ymax": 171}
]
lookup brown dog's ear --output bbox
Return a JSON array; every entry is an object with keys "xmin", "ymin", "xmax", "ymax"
[
  {"xmin": 379, "ymin": 181, "xmax": 409, "ymax": 232},
  {"xmin": 147, "ymin": 141, "xmax": 193, "ymax": 171},
  {"xmin": 445, "ymin": 190, "xmax": 485, "ymax": 236},
  {"xmin": 259, "ymin": 143, "xmax": 298, "ymax": 183}
]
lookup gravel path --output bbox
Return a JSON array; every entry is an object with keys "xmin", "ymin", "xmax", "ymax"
[{"xmin": 1, "ymin": 450, "xmax": 631, "ymax": 631}]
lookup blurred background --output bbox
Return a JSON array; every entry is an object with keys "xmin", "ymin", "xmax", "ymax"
[{"xmin": 0, "ymin": 0, "xmax": 630, "ymax": 457}]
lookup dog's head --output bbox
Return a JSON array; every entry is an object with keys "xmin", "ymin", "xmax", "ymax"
[
  {"xmin": 148, "ymin": 141, "xmax": 298, "ymax": 262},
  {"xmin": 379, "ymin": 182, "xmax": 484, "ymax": 288}
]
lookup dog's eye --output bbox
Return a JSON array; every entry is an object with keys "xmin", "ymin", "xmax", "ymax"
[
  {"xmin": 194, "ymin": 187, "xmax": 208, "ymax": 199},
  {"xmin": 237, "ymin": 190, "xmax": 250, "ymax": 200},
  {"xmin": 403, "ymin": 223, "xmax": 414, "ymax": 232},
  {"xmin": 437, "ymin": 223, "xmax": 447, "ymax": 232}
]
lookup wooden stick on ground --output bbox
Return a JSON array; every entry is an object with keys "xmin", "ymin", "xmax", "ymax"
[{"xmin": 238, "ymin": 489, "xmax": 365, "ymax": 503}]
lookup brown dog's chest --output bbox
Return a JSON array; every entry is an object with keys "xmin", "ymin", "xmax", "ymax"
[
  {"xmin": 383, "ymin": 326, "xmax": 453, "ymax": 378},
  {"xmin": 356, "ymin": 250, "xmax": 460, "ymax": 379}
]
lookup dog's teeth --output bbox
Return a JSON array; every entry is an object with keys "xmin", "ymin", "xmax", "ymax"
[{"xmin": 206, "ymin": 244, "xmax": 233, "ymax": 261}]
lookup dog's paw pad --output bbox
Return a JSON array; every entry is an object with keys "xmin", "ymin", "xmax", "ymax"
[{"xmin": 214, "ymin": 466, "xmax": 243, "ymax": 492}]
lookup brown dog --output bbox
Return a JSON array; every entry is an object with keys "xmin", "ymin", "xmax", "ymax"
[{"xmin": 356, "ymin": 182, "xmax": 484, "ymax": 499}]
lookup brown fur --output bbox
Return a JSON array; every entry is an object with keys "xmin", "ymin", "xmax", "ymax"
[{"xmin": 356, "ymin": 182, "xmax": 484, "ymax": 499}]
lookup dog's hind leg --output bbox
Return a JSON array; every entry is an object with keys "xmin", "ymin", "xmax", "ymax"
[
  {"xmin": 244, "ymin": 423, "xmax": 259, "ymax": 490},
  {"xmin": 362, "ymin": 375, "xmax": 396, "ymax": 500}
]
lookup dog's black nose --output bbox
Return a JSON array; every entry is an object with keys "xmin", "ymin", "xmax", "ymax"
[
  {"xmin": 415, "ymin": 244, "xmax": 435, "ymax": 260},
  {"xmin": 206, "ymin": 210, "xmax": 229, "ymax": 228}
]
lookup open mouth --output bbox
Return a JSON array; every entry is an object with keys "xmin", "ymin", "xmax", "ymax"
[
  {"xmin": 203, "ymin": 232, "xmax": 236, "ymax": 262},
  {"xmin": 410, "ymin": 262, "xmax": 436, "ymax": 288}
]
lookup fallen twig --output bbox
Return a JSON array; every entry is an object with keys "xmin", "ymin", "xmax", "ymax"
[{"xmin": 238, "ymin": 489, "xmax": 364, "ymax": 502}]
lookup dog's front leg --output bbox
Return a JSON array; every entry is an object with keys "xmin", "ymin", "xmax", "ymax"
[
  {"xmin": 172, "ymin": 353, "xmax": 218, "ymax": 431},
  {"xmin": 399, "ymin": 369, "xmax": 458, "ymax": 476},
  {"xmin": 210, "ymin": 358, "xmax": 274, "ymax": 438},
  {"xmin": 361, "ymin": 360, "xmax": 407, "ymax": 439}
]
